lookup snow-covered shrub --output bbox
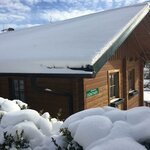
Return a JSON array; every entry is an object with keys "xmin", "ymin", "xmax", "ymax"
[
  {"xmin": 0, "ymin": 97, "xmax": 150, "ymax": 150},
  {"xmin": 0, "ymin": 130, "xmax": 29, "ymax": 149},
  {"xmin": 63, "ymin": 106, "xmax": 150, "ymax": 150},
  {"xmin": 141, "ymin": 142, "xmax": 150, "ymax": 150},
  {"xmin": 0, "ymin": 112, "xmax": 4, "ymax": 122},
  {"xmin": 0, "ymin": 97, "xmax": 63, "ymax": 150},
  {"xmin": 52, "ymin": 128, "xmax": 83, "ymax": 150},
  {"xmin": 13, "ymin": 100, "xmax": 28, "ymax": 110}
]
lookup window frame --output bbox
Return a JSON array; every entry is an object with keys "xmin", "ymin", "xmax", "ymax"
[
  {"xmin": 128, "ymin": 69, "xmax": 135, "ymax": 92},
  {"xmin": 10, "ymin": 79, "xmax": 25, "ymax": 102},
  {"xmin": 128, "ymin": 69, "xmax": 138, "ymax": 97},
  {"xmin": 108, "ymin": 70, "xmax": 120, "ymax": 102}
]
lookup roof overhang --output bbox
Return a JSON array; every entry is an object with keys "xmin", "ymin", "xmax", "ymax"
[
  {"xmin": 92, "ymin": 3, "xmax": 150, "ymax": 73},
  {"xmin": 0, "ymin": 3, "xmax": 149, "ymax": 78},
  {"xmin": 0, "ymin": 62, "xmax": 94, "ymax": 78}
]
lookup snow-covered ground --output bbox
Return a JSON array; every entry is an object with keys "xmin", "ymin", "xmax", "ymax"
[
  {"xmin": 0, "ymin": 97, "xmax": 63, "ymax": 150},
  {"xmin": 144, "ymin": 91, "xmax": 150, "ymax": 102},
  {"xmin": 0, "ymin": 97, "xmax": 150, "ymax": 150},
  {"xmin": 144, "ymin": 79, "xmax": 150, "ymax": 103},
  {"xmin": 63, "ymin": 106, "xmax": 150, "ymax": 150}
]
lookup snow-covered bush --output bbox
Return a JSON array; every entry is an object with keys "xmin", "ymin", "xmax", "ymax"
[
  {"xmin": 0, "ymin": 97, "xmax": 63, "ymax": 150},
  {"xmin": 0, "ymin": 130, "xmax": 30, "ymax": 149},
  {"xmin": 0, "ymin": 97, "xmax": 150, "ymax": 150},
  {"xmin": 62, "ymin": 106, "xmax": 150, "ymax": 150},
  {"xmin": 52, "ymin": 128, "xmax": 83, "ymax": 150}
]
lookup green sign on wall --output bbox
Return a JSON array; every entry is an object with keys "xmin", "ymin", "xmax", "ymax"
[{"xmin": 86, "ymin": 88, "xmax": 99, "ymax": 98}]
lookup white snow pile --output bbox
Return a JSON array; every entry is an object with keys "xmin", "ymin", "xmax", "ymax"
[
  {"xmin": 0, "ymin": 97, "xmax": 150, "ymax": 150},
  {"xmin": 144, "ymin": 79, "xmax": 150, "ymax": 102},
  {"xmin": 0, "ymin": 97, "xmax": 63, "ymax": 150},
  {"xmin": 63, "ymin": 106, "xmax": 150, "ymax": 150}
]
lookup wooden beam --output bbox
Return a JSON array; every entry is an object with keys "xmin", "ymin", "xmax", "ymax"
[
  {"xmin": 122, "ymin": 58, "xmax": 128, "ymax": 109},
  {"xmin": 139, "ymin": 58, "xmax": 144, "ymax": 106},
  {"xmin": 72, "ymin": 78, "xmax": 84, "ymax": 113}
]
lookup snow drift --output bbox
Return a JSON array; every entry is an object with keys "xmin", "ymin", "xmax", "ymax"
[
  {"xmin": 63, "ymin": 106, "xmax": 150, "ymax": 150},
  {"xmin": 0, "ymin": 97, "xmax": 150, "ymax": 150},
  {"xmin": 0, "ymin": 97, "xmax": 63, "ymax": 150}
]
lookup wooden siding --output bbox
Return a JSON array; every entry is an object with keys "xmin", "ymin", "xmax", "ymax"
[
  {"xmin": 72, "ymin": 78, "xmax": 84, "ymax": 113},
  {"xmin": 0, "ymin": 76, "xmax": 84, "ymax": 119},
  {"xmin": 84, "ymin": 59, "xmax": 122, "ymax": 109},
  {"xmin": 0, "ymin": 77, "xmax": 10, "ymax": 98},
  {"xmin": 83, "ymin": 22, "xmax": 146, "ymax": 110},
  {"xmin": 126, "ymin": 59, "xmax": 141, "ymax": 109},
  {"xmin": 84, "ymin": 58, "xmax": 141, "ymax": 110}
]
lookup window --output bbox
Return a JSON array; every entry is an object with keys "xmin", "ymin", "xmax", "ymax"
[
  {"xmin": 12, "ymin": 80, "xmax": 25, "ymax": 101},
  {"xmin": 128, "ymin": 69, "xmax": 138, "ymax": 97},
  {"xmin": 109, "ymin": 71, "xmax": 119, "ymax": 100},
  {"xmin": 128, "ymin": 69, "xmax": 135, "ymax": 92}
]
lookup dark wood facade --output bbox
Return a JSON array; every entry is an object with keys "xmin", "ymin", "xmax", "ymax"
[
  {"xmin": 0, "ymin": 76, "xmax": 84, "ymax": 118},
  {"xmin": 0, "ymin": 13, "xmax": 149, "ymax": 119}
]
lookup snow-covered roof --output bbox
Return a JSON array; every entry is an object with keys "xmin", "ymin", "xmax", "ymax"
[{"xmin": 0, "ymin": 3, "xmax": 149, "ymax": 76}]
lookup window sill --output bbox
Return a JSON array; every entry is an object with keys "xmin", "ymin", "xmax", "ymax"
[
  {"xmin": 128, "ymin": 90, "xmax": 138, "ymax": 97},
  {"xmin": 109, "ymin": 98, "xmax": 124, "ymax": 107}
]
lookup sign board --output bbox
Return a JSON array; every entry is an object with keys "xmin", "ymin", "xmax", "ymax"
[{"xmin": 86, "ymin": 88, "xmax": 99, "ymax": 98}]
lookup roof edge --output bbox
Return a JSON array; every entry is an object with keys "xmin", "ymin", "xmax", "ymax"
[
  {"xmin": 0, "ymin": 72, "xmax": 95, "ymax": 78},
  {"xmin": 92, "ymin": 3, "xmax": 150, "ymax": 73}
]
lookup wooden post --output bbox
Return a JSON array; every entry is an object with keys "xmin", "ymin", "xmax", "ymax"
[
  {"xmin": 72, "ymin": 78, "xmax": 84, "ymax": 113},
  {"xmin": 122, "ymin": 58, "xmax": 128, "ymax": 109},
  {"xmin": 139, "ymin": 59, "xmax": 144, "ymax": 106}
]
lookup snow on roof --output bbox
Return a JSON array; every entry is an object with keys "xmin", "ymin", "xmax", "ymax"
[
  {"xmin": 0, "ymin": 3, "xmax": 149, "ymax": 75},
  {"xmin": 0, "ymin": 61, "xmax": 93, "ymax": 76}
]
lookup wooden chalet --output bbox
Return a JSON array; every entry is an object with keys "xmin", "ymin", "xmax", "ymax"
[{"xmin": 0, "ymin": 3, "xmax": 150, "ymax": 118}]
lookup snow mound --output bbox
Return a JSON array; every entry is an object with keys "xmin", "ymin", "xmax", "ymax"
[
  {"xmin": 0, "ymin": 97, "xmax": 20, "ymax": 112},
  {"xmin": 0, "ymin": 97, "xmax": 63, "ymax": 149},
  {"xmin": 90, "ymin": 137, "xmax": 146, "ymax": 150},
  {"xmin": 64, "ymin": 106, "xmax": 150, "ymax": 150},
  {"xmin": 0, "ymin": 97, "xmax": 150, "ymax": 150},
  {"xmin": 74, "ymin": 115, "xmax": 112, "ymax": 148}
]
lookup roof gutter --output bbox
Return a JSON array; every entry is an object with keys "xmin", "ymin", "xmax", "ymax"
[
  {"xmin": 0, "ymin": 71, "xmax": 95, "ymax": 78},
  {"xmin": 92, "ymin": 3, "xmax": 150, "ymax": 74}
]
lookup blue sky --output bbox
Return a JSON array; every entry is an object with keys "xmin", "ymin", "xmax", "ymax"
[{"xmin": 0, "ymin": 0, "xmax": 149, "ymax": 32}]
